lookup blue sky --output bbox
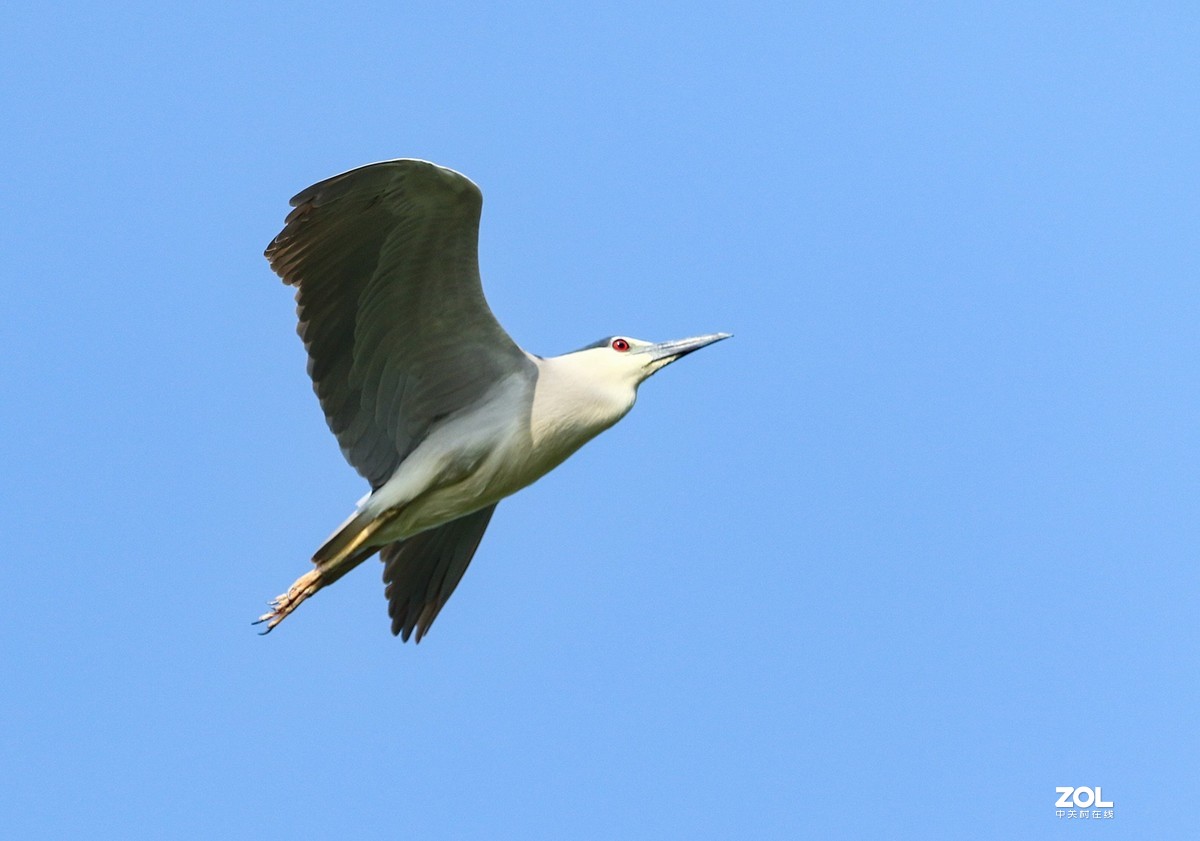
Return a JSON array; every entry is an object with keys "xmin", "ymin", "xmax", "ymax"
[{"xmin": 2, "ymin": 2, "xmax": 1196, "ymax": 838}]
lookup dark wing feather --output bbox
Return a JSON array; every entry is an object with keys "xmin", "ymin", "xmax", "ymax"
[
  {"xmin": 264, "ymin": 160, "xmax": 534, "ymax": 489},
  {"xmin": 382, "ymin": 504, "xmax": 498, "ymax": 642}
]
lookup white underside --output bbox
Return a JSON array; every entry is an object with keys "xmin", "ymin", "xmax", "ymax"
[{"xmin": 357, "ymin": 360, "xmax": 637, "ymax": 547}]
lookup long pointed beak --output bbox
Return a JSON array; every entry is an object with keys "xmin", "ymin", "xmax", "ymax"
[{"xmin": 641, "ymin": 332, "xmax": 732, "ymax": 365}]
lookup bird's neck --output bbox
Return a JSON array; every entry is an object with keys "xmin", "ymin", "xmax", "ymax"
[{"xmin": 528, "ymin": 354, "xmax": 637, "ymax": 453}]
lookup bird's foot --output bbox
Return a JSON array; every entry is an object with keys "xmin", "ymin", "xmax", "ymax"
[{"xmin": 253, "ymin": 568, "xmax": 322, "ymax": 634}]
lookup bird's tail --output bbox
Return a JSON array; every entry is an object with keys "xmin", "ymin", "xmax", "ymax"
[{"xmin": 255, "ymin": 507, "xmax": 399, "ymax": 633}]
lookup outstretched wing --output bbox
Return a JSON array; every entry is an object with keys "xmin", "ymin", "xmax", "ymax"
[
  {"xmin": 265, "ymin": 159, "xmax": 535, "ymax": 489},
  {"xmin": 381, "ymin": 504, "xmax": 498, "ymax": 642}
]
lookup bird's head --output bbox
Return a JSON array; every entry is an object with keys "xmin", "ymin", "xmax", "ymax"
[
  {"xmin": 534, "ymin": 332, "xmax": 731, "ymax": 440},
  {"xmin": 568, "ymin": 332, "xmax": 732, "ymax": 389}
]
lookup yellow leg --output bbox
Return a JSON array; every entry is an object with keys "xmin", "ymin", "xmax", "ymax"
[{"xmin": 254, "ymin": 568, "xmax": 323, "ymax": 633}]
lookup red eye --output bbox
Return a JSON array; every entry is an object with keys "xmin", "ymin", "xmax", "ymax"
[{"xmin": 611, "ymin": 338, "xmax": 630, "ymax": 352}]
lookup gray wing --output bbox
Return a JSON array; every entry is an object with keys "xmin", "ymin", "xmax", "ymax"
[
  {"xmin": 265, "ymin": 159, "xmax": 535, "ymax": 489},
  {"xmin": 381, "ymin": 504, "xmax": 497, "ymax": 642}
]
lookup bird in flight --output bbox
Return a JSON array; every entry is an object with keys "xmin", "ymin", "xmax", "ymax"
[{"xmin": 257, "ymin": 159, "xmax": 729, "ymax": 640}]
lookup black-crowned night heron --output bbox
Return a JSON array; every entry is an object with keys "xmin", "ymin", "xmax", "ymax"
[{"xmin": 256, "ymin": 159, "xmax": 730, "ymax": 640}]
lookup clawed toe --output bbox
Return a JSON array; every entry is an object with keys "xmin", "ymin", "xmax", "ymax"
[{"xmin": 252, "ymin": 570, "xmax": 322, "ymax": 634}]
